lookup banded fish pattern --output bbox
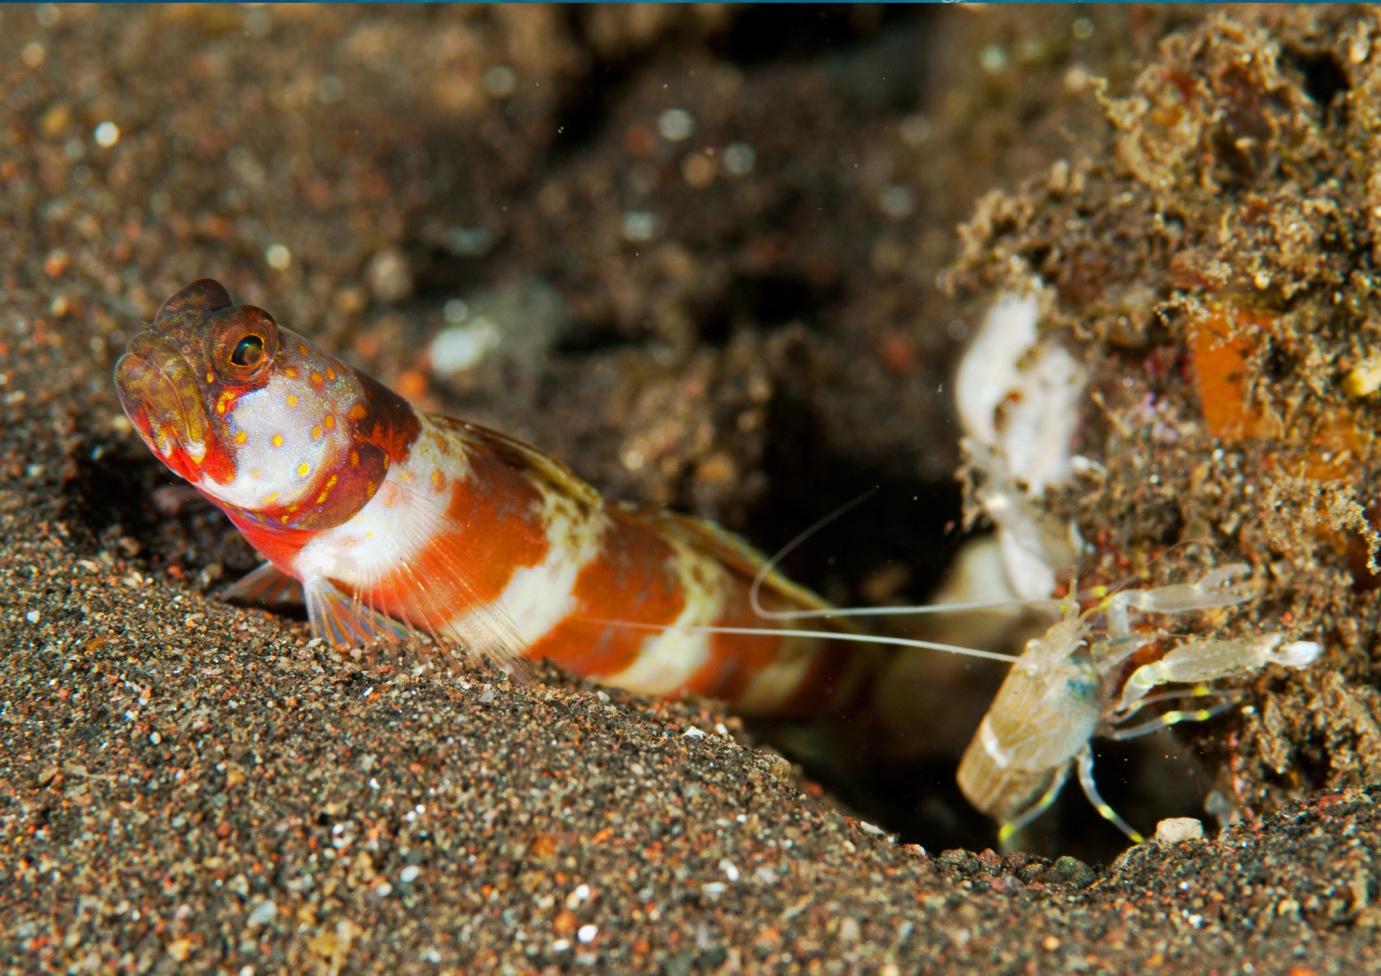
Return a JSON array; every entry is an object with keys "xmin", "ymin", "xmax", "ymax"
[{"xmin": 114, "ymin": 279, "xmax": 869, "ymax": 716}]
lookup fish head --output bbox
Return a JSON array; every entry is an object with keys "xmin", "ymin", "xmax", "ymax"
[{"xmin": 115, "ymin": 279, "xmax": 400, "ymax": 530}]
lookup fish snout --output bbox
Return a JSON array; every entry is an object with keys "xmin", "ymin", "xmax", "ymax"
[{"xmin": 114, "ymin": 334, "xmax": 211, "ymax": 466}]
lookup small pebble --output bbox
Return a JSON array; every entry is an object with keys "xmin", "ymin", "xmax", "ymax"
[
  {"xmin": 366, "ymin": 248, "xmax": 413, "ymax": 303},
  {"xmin": 429, "ymin": 320, "xmax": 501, "ymax": 374},
  {"xmin": 483, "ymin": 65, "xmax": 516, "ymax": 98},
  {"xmin": 94, "ymin": 121, "xmax": 120, "ymax": 147},
  {"xmin": 1048, "ymin": 855, "xmax": 1095, "ymax": 888},
  {"xmin": 879, "ymin": 185, "xmax": 914, "ymax": 219},
  {"xmin": 1154, "ymin": 817, "xmax": 1205, "ymax": 845},
  {"xmin": 723, "ymin": 142, "xmax": 755, "ymax": 176},
  {"xmin": 656, "ymin": 108, "xmax": 695, "ymax": 142},
  {"xmin": 245, "ymin": 899, "xmax": 277, "ymax": 927},
  {"xmin": 622, "ymin": 211, "xmax": 659, "ymax": 243},
  {"xmin": 264, "ymin": 243, "xmax": 292, "ymax": 270},
  {"xmin": 1344, "ymin": 356, "xmax": 1381, "ymax": 397}
]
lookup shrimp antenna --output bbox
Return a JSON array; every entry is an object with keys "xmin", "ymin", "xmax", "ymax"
[
  {"xmin": 748, "ymin": 488, "xmax": 1064, "ymax": 623},
  {"xmin": 574, "ymin": 483, "xmax": 1053, "ymax": 663},
  {"xmin": 746, "ymin": 486, "xmax": 879, "ymax": 618},
  {"xmin": 593, "ymin": 618, "xmax": 1020, "ymax": 664}
]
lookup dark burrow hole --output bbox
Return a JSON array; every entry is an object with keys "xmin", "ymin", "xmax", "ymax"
[
  {"xmin": 63, "ymin": 433, "xmax": 260, "ymax": 591},
  {"xmin": 1286, "ymin": 48, "xmax": 1350, "ymax": 119},
  {"xmin": 704, "ymin": 5, "xmax": 924, "ymax": 70}
]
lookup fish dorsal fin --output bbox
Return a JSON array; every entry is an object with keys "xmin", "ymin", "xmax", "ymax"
[
  {"xmin": 156, "ymin": 278, "xmax": 233, "ymax": 322},
  {"xmin": 429, "ymin": 414, "xmax": 603, "ymax": 513},
  {"xmin": 645, "ymin": 508, "xmax": 844, "ymax": 623}
]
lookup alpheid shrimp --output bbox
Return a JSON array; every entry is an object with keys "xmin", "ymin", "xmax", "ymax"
[{"xmin": 953, "ymin": 563, "xmax": 1320, "ymax": 845}]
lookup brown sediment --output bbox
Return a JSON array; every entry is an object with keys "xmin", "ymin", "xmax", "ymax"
[
  {"xmin": 4, "ymin": 5, "xmax": 1381, "ymax": 972},
  {"xmin": 946, "ymin": 6, "xmax": 1381, "ymax": 836}
]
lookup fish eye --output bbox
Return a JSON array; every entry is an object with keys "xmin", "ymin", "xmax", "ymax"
[
  {"xmin": 231, "ymin": 334, "xmax": 266, "ymax": 368},
  {"xmin": 209, "ymin": 305, "xmax": 278, "ymax": 382}
]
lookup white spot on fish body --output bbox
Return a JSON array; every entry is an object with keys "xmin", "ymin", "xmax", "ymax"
[
  {"xmin": 603, "ymin": 537, "xmax": 719, "ymax": 697},
  {"xmin": 442, "ymin": 477, "xmax": 607, "ymax": 646}
]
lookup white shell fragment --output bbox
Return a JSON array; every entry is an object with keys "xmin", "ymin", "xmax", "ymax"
[
  {"xmin": 1154, "ymin": 817, "xmax": 1205, "ymax": 845},
  {"xmin": 1275, "ymin": 640, "xmax": 1323, "ymax": 669},
  {"xmin": 955, "ymin": 286, "xmax": 1087, "ymax": 599},
  {"xmin": 956, "ymin": 290, "xmax": 1085, "ymax": 495},
  {"xmin": 955, "ymin": 292, "xmax": 1040, "ymax": 452}
]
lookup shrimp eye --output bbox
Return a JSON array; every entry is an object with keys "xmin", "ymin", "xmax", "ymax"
[{"xmin": 231, "ymin": 334, "xmax": 266, "ymax": 368}]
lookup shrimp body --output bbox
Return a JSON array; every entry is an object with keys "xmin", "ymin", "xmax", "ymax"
[
  {"xmin": 957, "ymin": 615, "xmax": 1102, "ymax": 827},
  {"xmin": 955, "ymin": 564, "xmax": 1321, "ymax": 844},
  {"xmin": 115, "ymin": 280, "xmax": 865, "ymax": 716}
]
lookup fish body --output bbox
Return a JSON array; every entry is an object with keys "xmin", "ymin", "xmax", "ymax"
[{"xmin": 115, "ymin": 279, "xmax": 865, "ymax": 716}]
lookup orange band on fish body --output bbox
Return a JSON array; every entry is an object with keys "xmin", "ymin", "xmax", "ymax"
[
  {"xmin": 525, "ymin": 510, "xmax": 688, "ymax": 677},
  {"xmin": 347, "ymin": 427, "xmax": 554, "ymax": 635}
]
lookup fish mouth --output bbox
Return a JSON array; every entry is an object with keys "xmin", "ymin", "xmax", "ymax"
[{"xmin": 114, "ymin": 333, "xmax": 211, "ymax": 473}]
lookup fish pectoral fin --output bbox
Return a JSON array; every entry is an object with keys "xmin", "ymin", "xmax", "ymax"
[
  {"xmin": 223, "ymin": 563, "xmax": 305, "ymax": 607},
  {"xmin": 303, "ymin": 576, "xmax": 415, "ymax": 649}
]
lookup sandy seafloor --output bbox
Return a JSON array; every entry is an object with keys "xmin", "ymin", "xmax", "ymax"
[{"xmin": 3, "ymin": 6, "xmax": 1381, "ymax": 973}]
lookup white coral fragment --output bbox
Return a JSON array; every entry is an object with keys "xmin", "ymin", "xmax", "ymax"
[{"xmin": 955, "ymin": 287, "xmax": 1087, "ymax": 599}]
